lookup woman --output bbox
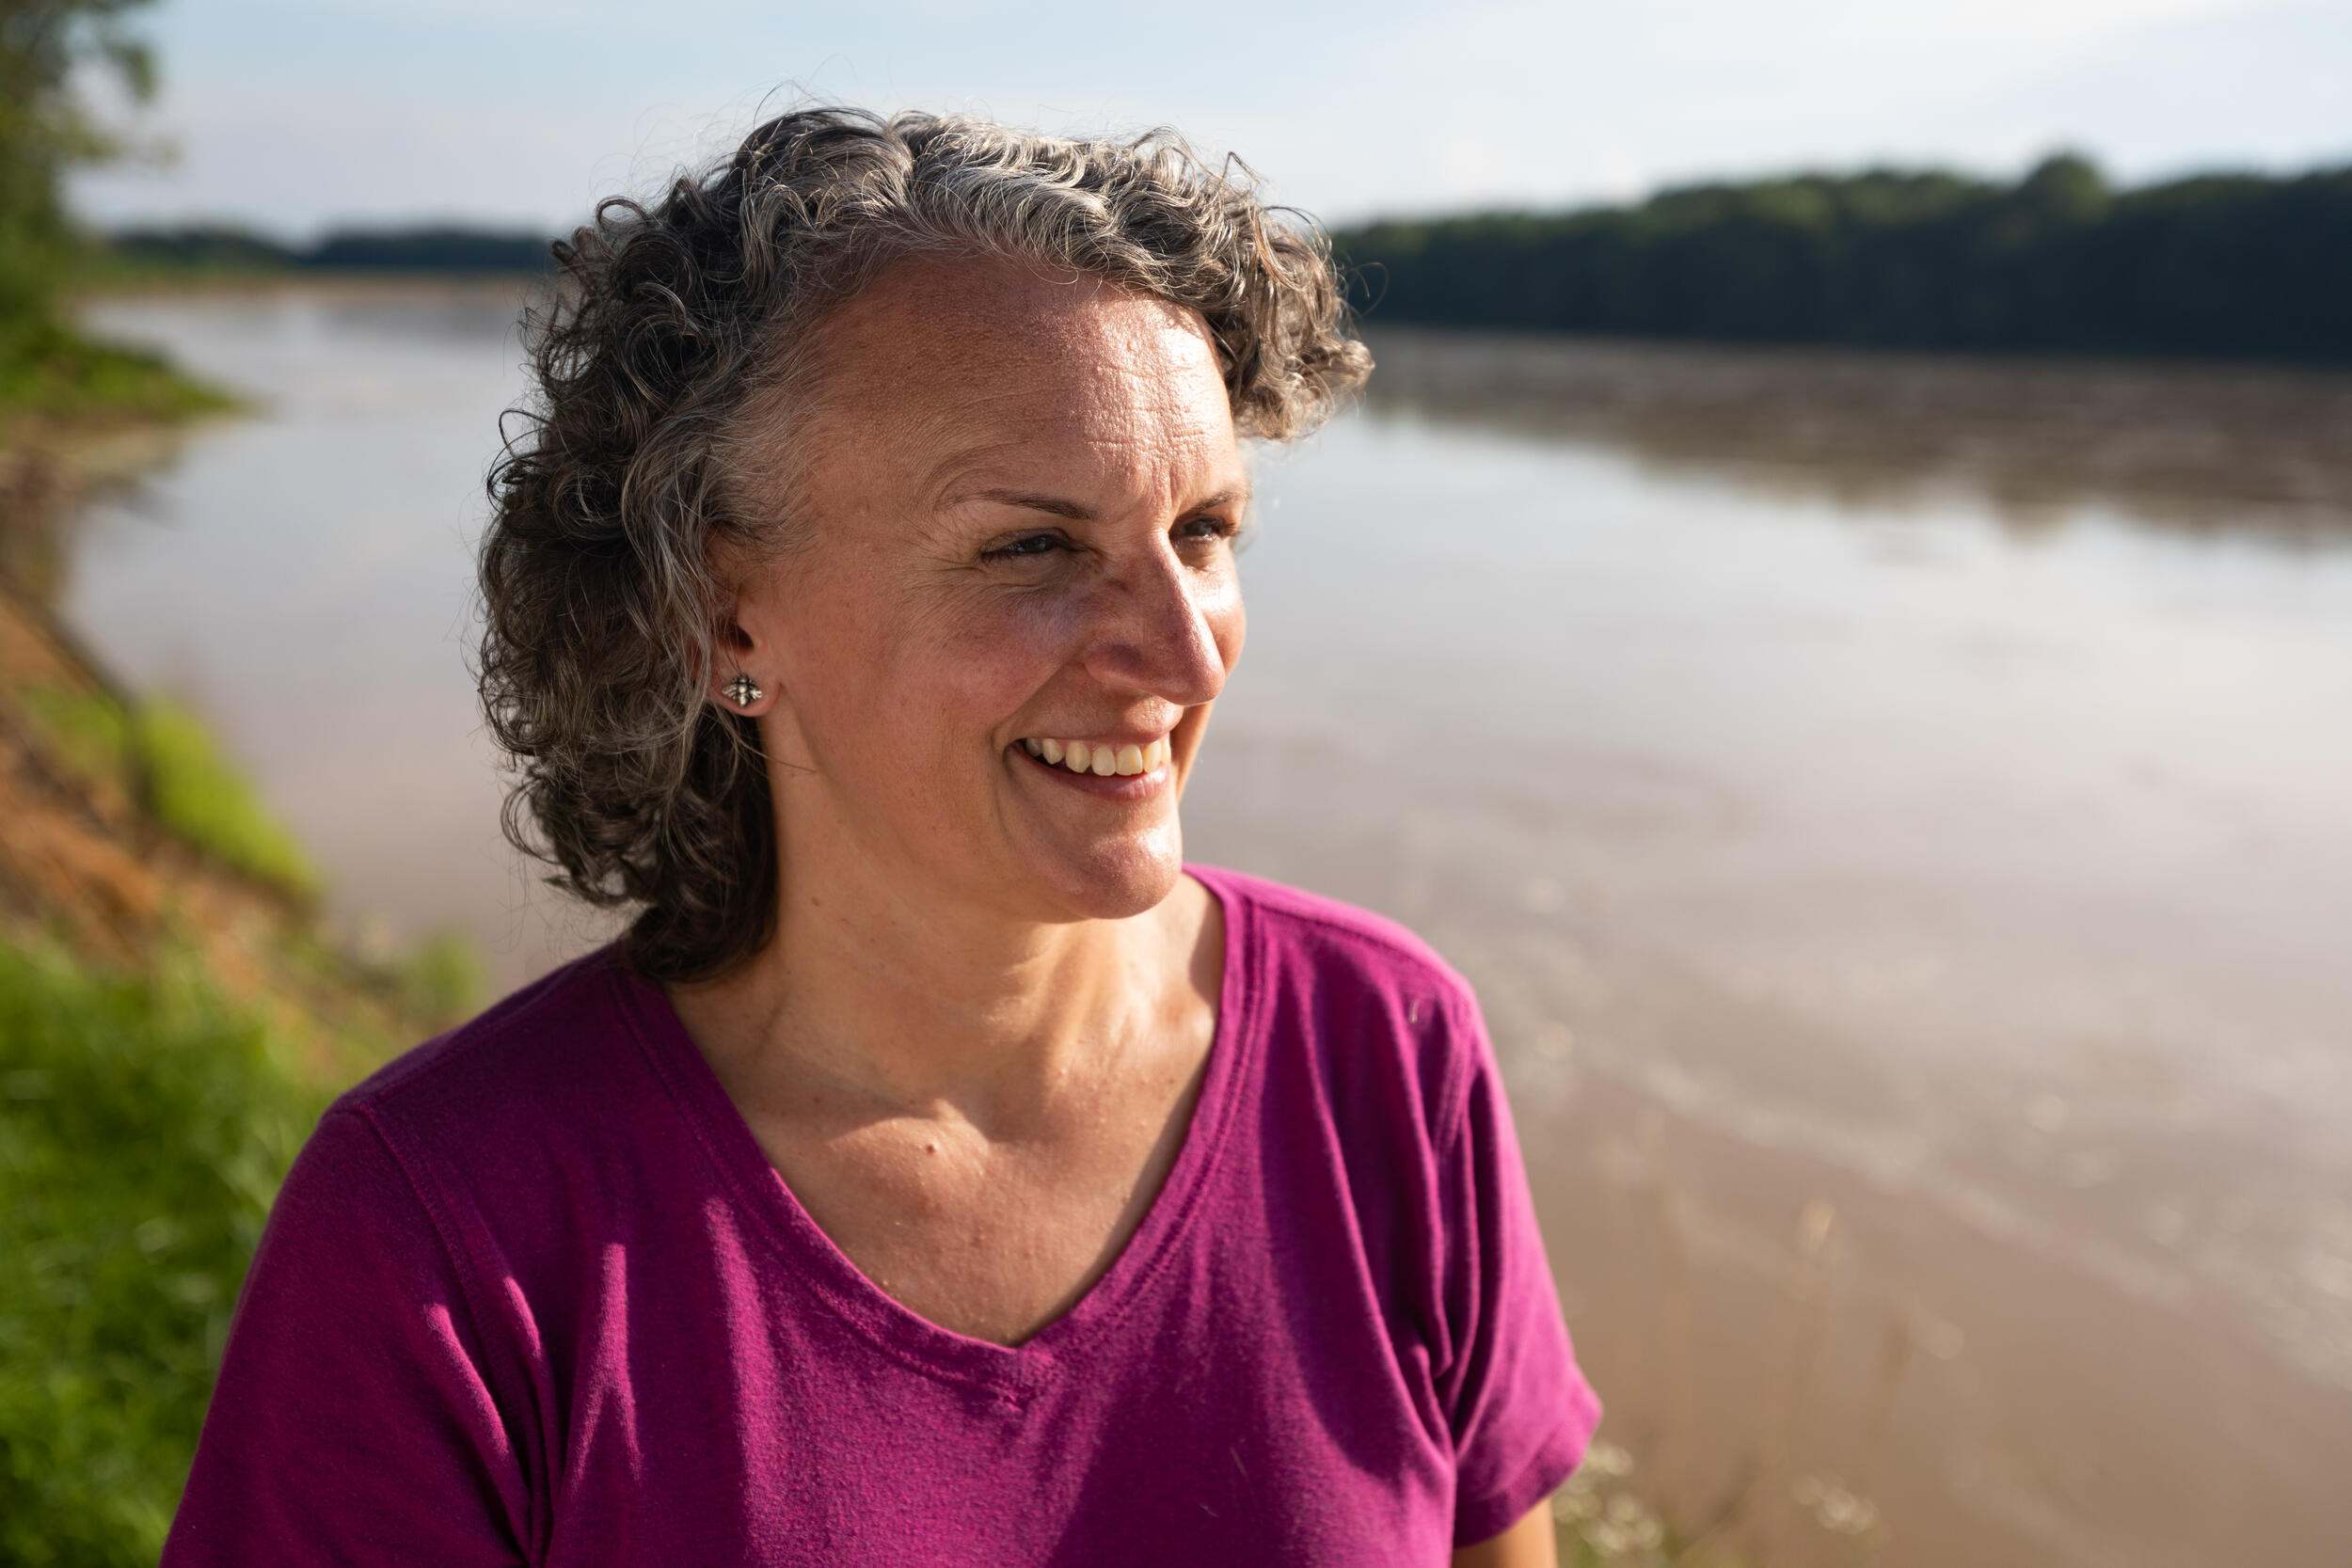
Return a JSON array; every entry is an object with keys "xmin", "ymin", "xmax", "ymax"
[{"xmin": 161, "ymin": 105, "xmax": 1599, "ymax": 1566}]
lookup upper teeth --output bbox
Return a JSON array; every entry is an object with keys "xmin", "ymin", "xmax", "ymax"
[{"xmin": 1019, "ymin": 736, "xmax": 1170, "ymax": 776}]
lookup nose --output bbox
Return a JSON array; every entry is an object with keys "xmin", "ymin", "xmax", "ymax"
[{"xmin": 1079, "ymin": 531, "xmax": 1237, "ymax": 711}]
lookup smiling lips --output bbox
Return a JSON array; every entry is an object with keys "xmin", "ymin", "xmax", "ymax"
[{"xmin": 1018, "ymin": 736, "xmax": 1171, "ymax": 777}]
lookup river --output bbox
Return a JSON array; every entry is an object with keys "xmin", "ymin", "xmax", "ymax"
[{"xmin": 59, "ymin": 281, "xmax": 2352, "ymax": 1567}]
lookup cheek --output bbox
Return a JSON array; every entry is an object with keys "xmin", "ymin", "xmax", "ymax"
[
  {"xmin": 768, "ymin": 578, "xmax": 883, "ymax": 727},
  {"xmin": 907, "ymin": 588, "xmax": 1070, "ymax": 724}
]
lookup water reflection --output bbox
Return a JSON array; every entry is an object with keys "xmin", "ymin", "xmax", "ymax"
[{"xmin": 1359, "ymin": 325, "xmax": 2352, "ymax": 544}]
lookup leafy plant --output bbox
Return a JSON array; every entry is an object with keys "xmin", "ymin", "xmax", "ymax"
[
  {"xmin": 128, "ymin": 697, "xmax": 323, "ymax": 904},
  {"xmin": 0, "ymin": 930, "xmax": 327, "ymax": 1567},
  {"xmin": 18, "ymin": 683, "xmax": 324, "ymax": 903}
]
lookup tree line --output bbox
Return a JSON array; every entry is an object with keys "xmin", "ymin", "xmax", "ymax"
[
  {"xmin": 103, "ymin": 223, "xmax": 555, "ymax": 275},
  {"xmin": 82, "ymin": 155, "xmax": 2352, "ymax": 368},
  {"xmin": 1331, "ymin": 153, "xmax": 2352, "ymax": 365}
]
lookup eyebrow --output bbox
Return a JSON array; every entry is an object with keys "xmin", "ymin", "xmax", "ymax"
[{"xmin": 954, "ymin": 483, "xmax": 1254, "ymax": 521}]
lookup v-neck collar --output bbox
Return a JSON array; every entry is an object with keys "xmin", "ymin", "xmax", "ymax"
[{"xmin": 607, "ymin": 862, "xmax": 1258, "ymax": 1396}]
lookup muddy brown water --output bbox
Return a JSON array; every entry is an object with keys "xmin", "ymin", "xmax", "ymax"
[{"xmin": 58, "ymin": 283, "xmax": 2352, "ymax": 1566}]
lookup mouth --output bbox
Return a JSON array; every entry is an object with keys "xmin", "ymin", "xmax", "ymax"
[{"xmin": 1006, "ymin": 737, "xmax": 1172, "ymax": 800}]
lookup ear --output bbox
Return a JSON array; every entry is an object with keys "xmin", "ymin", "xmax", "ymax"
[
  {"xmin": 710, "ymin": 607, "xmax": 775, "ymax": 714},
  {"xmin": 703, "ymin": 521, "xmax": 804, "ymax": 717},
  {"xmin": 703, "ymin": 584, "xmax": 775, "ymax": 716}
]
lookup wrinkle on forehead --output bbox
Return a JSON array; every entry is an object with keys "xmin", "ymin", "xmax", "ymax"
[{"xmin": 789, "ymin": 253, "xmax": 1241, "ymax": 525}]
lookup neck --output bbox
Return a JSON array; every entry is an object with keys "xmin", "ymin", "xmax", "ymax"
[{"xmin": 666, "ymin": 827, "xmax": 1191, "ymax": 1138}]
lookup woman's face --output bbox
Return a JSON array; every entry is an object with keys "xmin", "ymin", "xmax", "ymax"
[{"xmin": 723, "ymin": 253, "xmax": 1249, "ymax": 925}]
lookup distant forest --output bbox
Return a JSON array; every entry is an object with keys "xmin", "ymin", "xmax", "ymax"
[
  {"xmin": 102, "ymin": 223, "xmax": 553, "ymax": 275},
  {"xmin": 103, "ymin": 151, "xmax": 2352, "ymax": 365},
  {"xmin": 1330, "ymin": 152, "xmax": 2352, "ymax": 365}
]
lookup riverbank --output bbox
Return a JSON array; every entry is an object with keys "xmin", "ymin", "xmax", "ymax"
[
  {"xmin": 0, "ymin": 377, "xmax": 500, "ymax": 1561},
  {"xmin": 61, "ymin": 263, "xmax": 557, "ymax": 305},
  {"xmin": 0, "ymin": 525, "xmax": 478, "ymax": 1078},
  {"xmin": 0, "ymin": 306, "xmax": 249, "ymax": 602},
  {"xmin": 0, "ymin": 380, "xmax": 488, "ymax": 1059}
]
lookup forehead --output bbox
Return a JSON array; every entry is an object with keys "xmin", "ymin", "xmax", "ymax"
[{"xmin": 793, "ymin": 254, "xmax": 1241, "ymax": 505}]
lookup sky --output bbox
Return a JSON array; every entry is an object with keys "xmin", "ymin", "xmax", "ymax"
[{"xmin": 63, "ymin": 0, "xmax": 2352, "ymax": 243}]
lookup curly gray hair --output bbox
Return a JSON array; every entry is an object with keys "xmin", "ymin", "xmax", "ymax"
[{"xmin": 475, "ymin": 103, "xmax": 1375, "ymax": 985}]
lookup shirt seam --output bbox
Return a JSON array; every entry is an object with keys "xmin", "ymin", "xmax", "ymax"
[
  {"xmin": 336, "ymin": 943, "xmax": 618, "ymax": 1116},
  {"xmin": 340, "ymin": 1101, "xmax": 541, "ymax": 1560},
  {"xmin": 1247, "ymin": 900, "xmax": 1472, "ymax": 1002},
  {"xmin": 1452, "ymin": 1387, "xmax": 1598, "ymax": 1545},
  {"xmin": 610, "ymin": 963, "xmax": 1045, "ymax": 1398},
  {"xmin": 1245, "ymin": 896, "xmax": 1479, "ymax": 1143},
  {"xmin": 1430, "ymin": 985, "xmax": 1482, "ymax": 1173},
  {"xmin": 1047, "ymin": 867, "xmax": 1265, "ymax": 1348}
]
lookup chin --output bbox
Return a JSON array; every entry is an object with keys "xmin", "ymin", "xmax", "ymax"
[{"xmin": 1028, "ymin": 833, "xmax": 1184, "ymax": 920}]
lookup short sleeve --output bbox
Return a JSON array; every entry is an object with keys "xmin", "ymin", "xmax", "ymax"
[
  {"xmin": 1433, "ymin": 985, "xmax": 1604, "ymax": 1547},
  {"xmin": 161, "ymin": 1106, "xmax": 531, "ymax": 1566}
]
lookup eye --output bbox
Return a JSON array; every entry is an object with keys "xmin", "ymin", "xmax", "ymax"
[
  {"xmin": 1180, "ymin": 514, "xmax": 1246, "ymax": 546},
  {"xmin": 980, "ymin": 515, "xmax": 1247, "ymax": 563},
  {"xmin": 981, "ymin": 531, "xmax": 1066, "ymax": 562}
]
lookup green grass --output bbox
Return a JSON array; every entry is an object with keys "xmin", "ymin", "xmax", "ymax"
[
  {"xmin": 16, "ymin": 679, "xmax": 488, "ymax": 1033},
  {"xmin": 17, "ymin": 685, "xmax": 324, "ymax": 905},
  {"xmin": 270, "ymin": 918, "xmax": 489, "ymax": 1036},
  {"xmin": 0, "ymin": 929, "xmax": 330, "ymax": 1567},
  {"xmin": 132, "ymin": 701, "xmax": 323, "ymax": 905},
  {"xmin": 0, "ymin": 314, "xmax": 241, "ymax": 427},
  {"xmin": 389, "ymin": 927, "xmax": 488, "ymax": 1030},
  {"xmin": 16, "ymin": 681, "xmax": 132, "ymax": 787}
]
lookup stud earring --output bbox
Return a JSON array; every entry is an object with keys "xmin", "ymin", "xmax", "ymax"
[{"xmin": 723, "ymin": 673, "xmax": 764, "ymax": 707}]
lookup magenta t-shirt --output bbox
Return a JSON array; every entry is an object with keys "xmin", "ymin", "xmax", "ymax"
[{"xmin": 162, "ymin": 862, "xmax": 1600, "ymax": 1565}]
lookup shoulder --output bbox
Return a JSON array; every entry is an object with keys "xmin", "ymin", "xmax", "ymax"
[
  {"xmin": 1188, "ymin": 861, "xmax": 1489, "ymax": 1135},
  {"xmin": 322, "ymin": 938, "xmax": 657, "ymax": 1196},
  {"xmin": 1193, "ymin": 860, "xmax": 1474, "ymax": 1005}
]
